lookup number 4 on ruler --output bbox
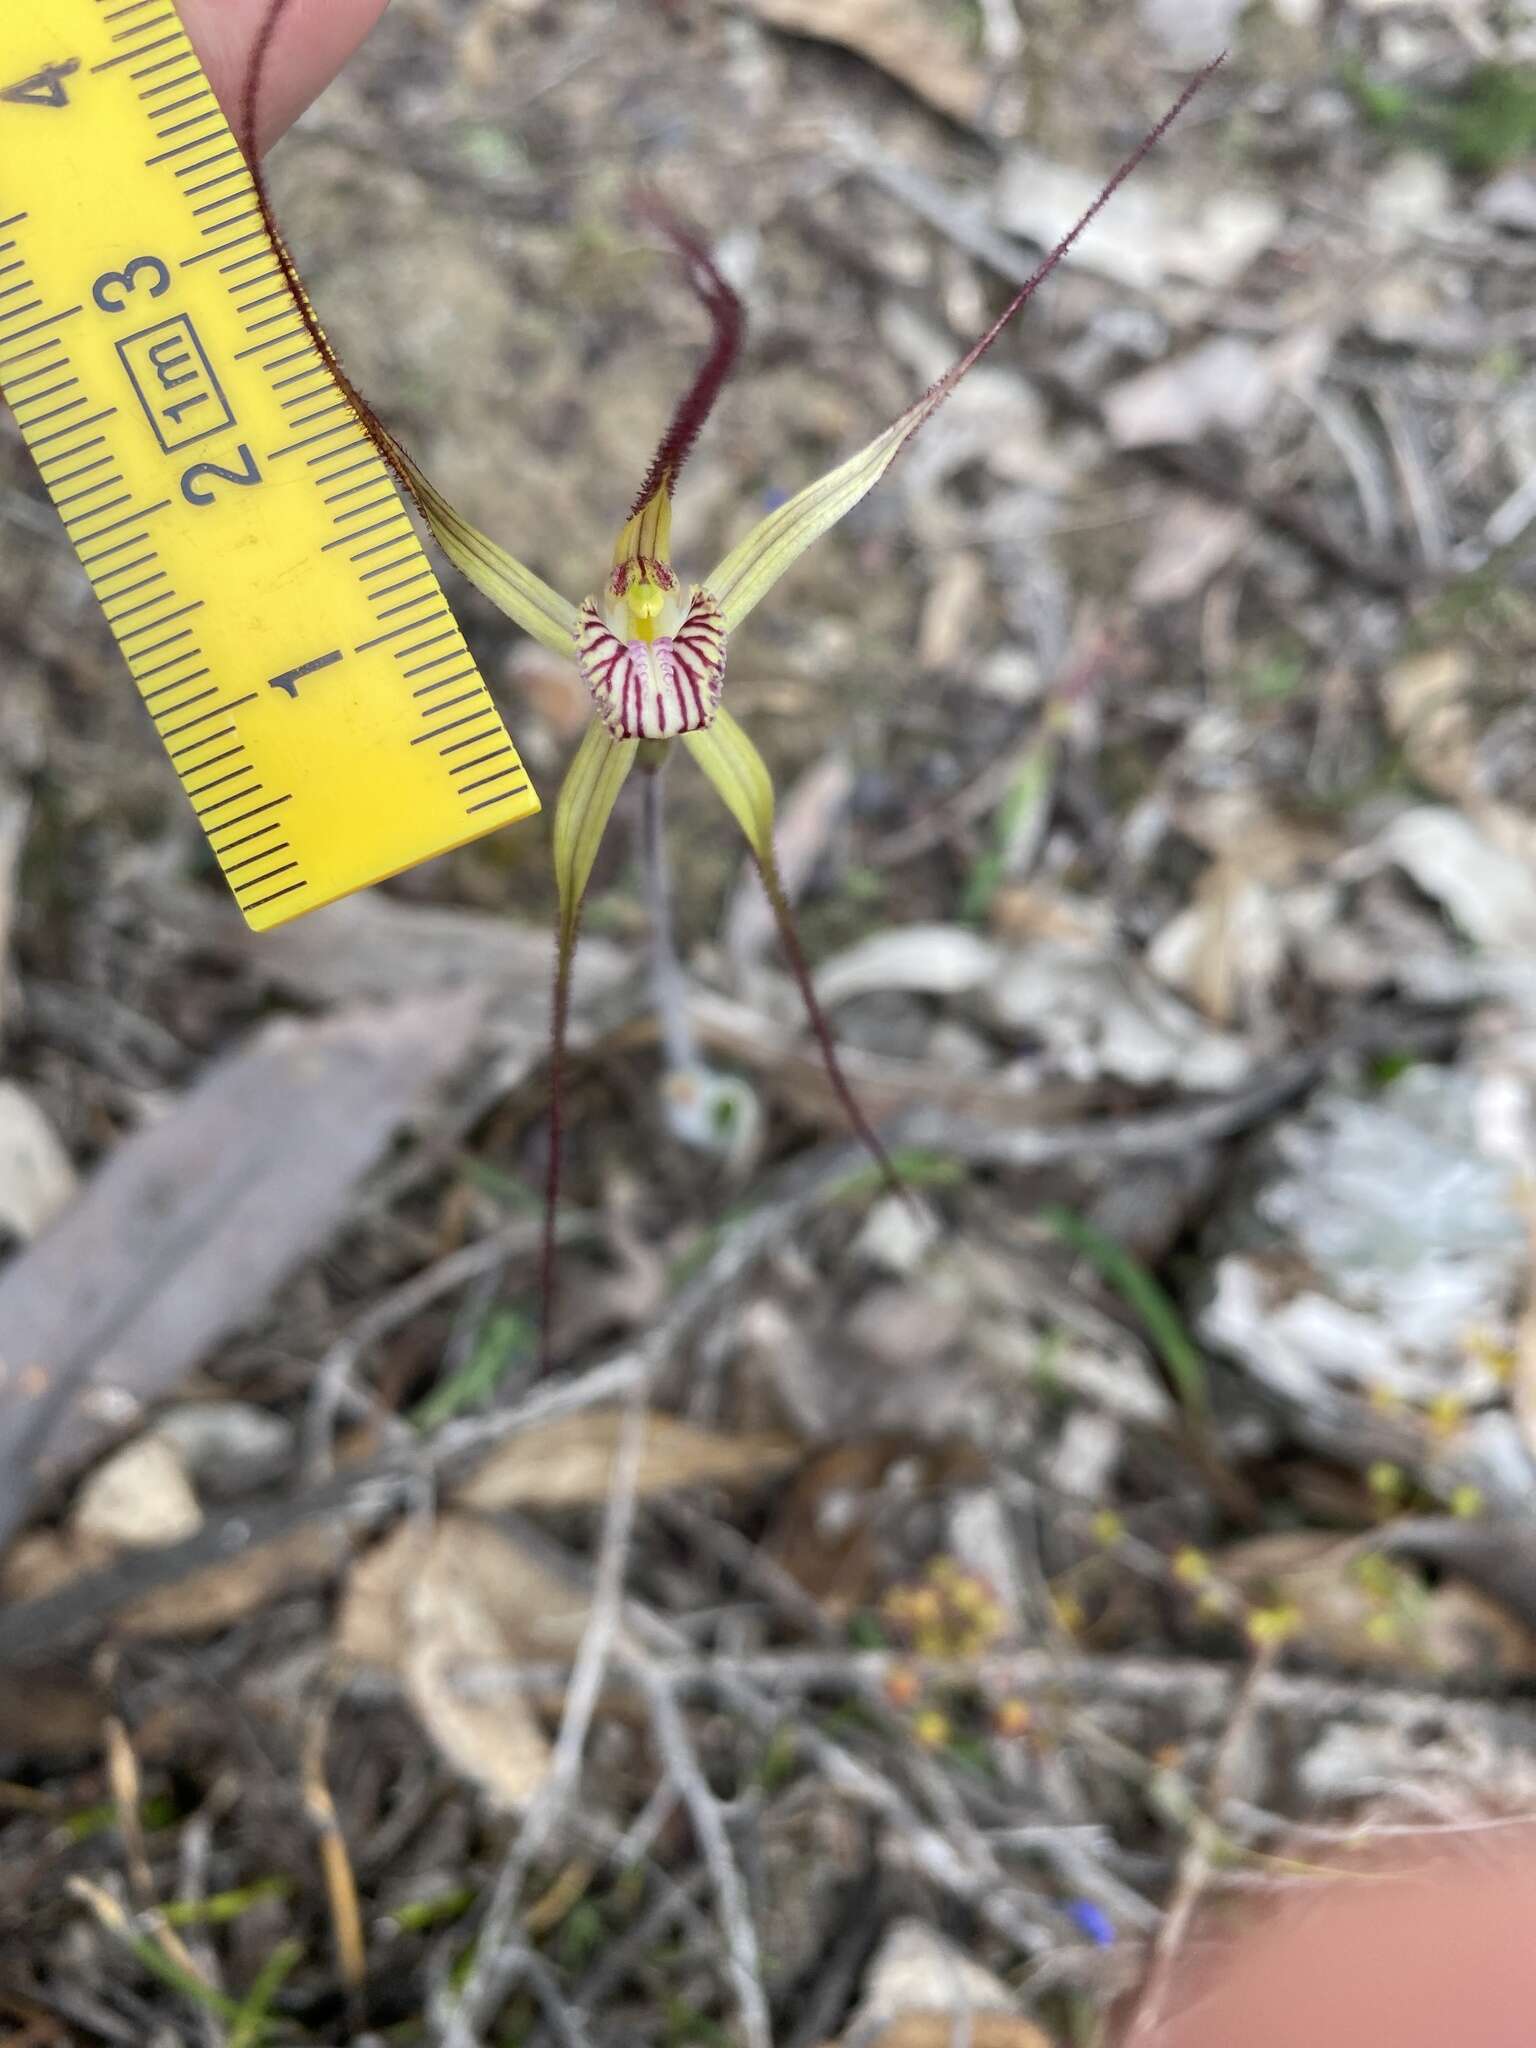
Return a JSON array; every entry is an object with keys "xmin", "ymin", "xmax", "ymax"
[{"xmin": 1, "ymin": 59, "xmax": 80, "ymax": 110}]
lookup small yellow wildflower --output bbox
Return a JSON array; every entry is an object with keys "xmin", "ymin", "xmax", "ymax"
[
  {"xmin": 1245, "ymin": 1603, "xmax": 1303, "ymax": 1650},
  {"xmin": 1426, "ymin": 1392, "xmax": 1468, "ymax": 1440},
  {"xmin": 1367, "ymin": 1461, "xmax": 1407, "ymax": 1502},
  {"xmin": 993, "ymin": 1698, "xmax": 1033, "ymax": 1739},
  {"xmin": 883, "ymin": 1664, "xmax": 923, "ymax": 1712},
  {"xmin": 1463, "ymin": 1331, "xmax": 1515, "ymax": 1385},
  {"xmin": 1172, "ymin": 1546, "xmax": 1210, "ymax": 1588},
  {"xmin": 912, "ymin": 1709, "xmax": 951, "ymax": 1751},
  {"xmin": 1053, "ymin": 1593, "xmax": 1086, "ymax": 1637}
]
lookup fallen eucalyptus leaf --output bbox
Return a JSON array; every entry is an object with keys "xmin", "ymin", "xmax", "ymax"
[
  {"xmin": 339, "ymin": 1515, "xmax": 597, "ymax": 1809},
  {"xmin": 0, "ymin": 994, "xmax": 484, "ymax": 1551},
  {"xmin": 454, "ymin": 1408, "xmax": 799, "ymax": 1512},
  {"xmin": 813, "ymin": 925, "xmax": 998, "ymax": 1009},
  {"xmin": 743, "ymin": 0, "xmax": 988, "ymax": 128}
]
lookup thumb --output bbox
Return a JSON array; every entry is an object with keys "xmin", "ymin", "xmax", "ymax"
[{"xmin": 175, "ymin": 0, "xmax": 390, "ymax": 151}]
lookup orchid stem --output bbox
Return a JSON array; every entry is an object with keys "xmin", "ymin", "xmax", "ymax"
[
  {"xmin": 541, "ymin": 914, "xmax": 576, "ymax": 1373},
  {"xmin": 751, "ymin": 849, "xmax": 909, "ymax": 1208},
  {"xmin": 639, "ymin": 759, "xmax": 698, "ymax": 1082}
]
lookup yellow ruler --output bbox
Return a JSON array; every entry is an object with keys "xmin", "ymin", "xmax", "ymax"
[{"xmin": 0, "ymin": 0, "xmax": 539, "ymax": 929}]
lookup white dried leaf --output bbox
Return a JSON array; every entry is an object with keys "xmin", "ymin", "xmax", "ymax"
[
  {"xmin": 152, "ymin": 1401, "xmax": 294, "ymax": 1493},
  {"xmin": 1131, "ymin": 493, "xmax": 1253, "ymax": 606},
  {"xmin": 72, "ymin": 1436, "xmax": 201, "ymax": 1551},
  {"xmin": 851, "ymin": 1192, "xmax": 940, "ymax": 1276},
  {"xmin": 0, "ymin": 1082, "xmax": 75, "ymax": 1243},
  {"xmin": 850, "ymin": 1918, "xmax": 1026, "ymax": 2035},
  {"xmin": 1377, "ymin": 807, "xmax": 1536, "ymax": 953},
  {"xmin": 1104, "ymin": 334, "xmax": 1275, "ymax": 449},
  {"xmin": 1138, "ymin": 0, "xmax": 1246, "ymax": 55},
  {"xmin": 813, "ymin": 925, "xmax": 998, "ymax": 1009},
  {"xmin": 1148, "ymin": 864, "xmax": 1287, "ymax": 1026},
  {"xmin": 995, "ymin": 156, "xmax": 1280, "ymax": 293},
  {"xmin": 1365, "ymin": 151, "xmax": 1455, "ymax": 242},
  {"xmin": 984, "ymin": 940, "xmax": 1251, "ymax": 1090}
]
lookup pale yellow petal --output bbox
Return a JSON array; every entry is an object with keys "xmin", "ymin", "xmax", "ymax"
[
  {"xmin": 682, "ymin": 708, "xmax": 776, "ymax": 862},
  {"xmin": 702, "ymin": 60, "xmax": 1221, "ymax": 636},
  {"xmin": 553, "ymin": 721, "xmax": 638, "ymax": 941},
  {"xmin": 393, "ymin": 451, "xmax": 580, "ymax": 661},
  {"xmin": 701, "ymin": 415, "xmax": 911, "ymax": 636}
]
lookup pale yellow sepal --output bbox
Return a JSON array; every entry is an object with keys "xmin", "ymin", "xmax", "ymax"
[
  {"xmin": 553, "ymin": 720, "xmax": 638, "ymax": 941},
  {"xmin": 702, "ymin": 410, "xmax": 916, "ymax": 635},
  {"xmin": 391, "ymin": 452, "xmax": 581, "ymax": 662},
  {"xmin": 683, "ymin": 708, "xmax": 776, "ymax": 861}
]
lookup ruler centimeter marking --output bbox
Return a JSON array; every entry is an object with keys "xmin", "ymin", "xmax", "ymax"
[{"xmin": 0, "ymin": 0, "xmax": 539, "ymax": 930}]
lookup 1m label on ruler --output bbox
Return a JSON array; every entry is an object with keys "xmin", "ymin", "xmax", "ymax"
[{"xmin": 0, "ymin": 0, "xmax": 539, "ymax": 930}]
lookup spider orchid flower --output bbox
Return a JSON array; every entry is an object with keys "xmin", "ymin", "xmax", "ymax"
[{"xmin": 243, "ymin": 4, "xmax": 1218, "ymax": 1347}]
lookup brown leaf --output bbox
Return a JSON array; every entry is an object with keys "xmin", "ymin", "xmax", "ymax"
[
  {"xmin": 453, "ymin": 1408, "xmax": 800, "ymax": 1512},
  {"xmin": 1382, "ymin": 645, "xmax": 1479, "ymax": 809},
  {"xmin": 118, "ymin": 1525, "xmax": 346, "ymax": 1639},
  {"xmin": 337, "ymin": 1515, "xmax": 597, "ymax": 1808},
  {"xmin": 769, "ymin": 1442, "xmax": 986, "ymax": 1615},
  {"xmin": 0, "ymin": 1666, "xmax": 105, "ymax": 1759},
  {"xmin": 2, "ymin": 1520, "xmax": 345, "ymax": 1639},
  {"xmin": 1384, "ymin": 646, "xmax": 1536, "ymax": 877},
  {"xmin": 2, "ymin": 1529, "xmax": 113, "ymax": 1603},
  {"xmin": 742, "ymin": 0, "xmax": 988, "ymax": 128}
]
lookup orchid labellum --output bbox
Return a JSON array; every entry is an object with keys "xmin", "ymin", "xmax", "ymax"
[{"xmin": 243, "ymin": 2, "xmax": 1219, "ymax": 1350}]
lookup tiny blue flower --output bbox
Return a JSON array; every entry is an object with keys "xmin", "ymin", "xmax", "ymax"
[{"xmin": 1066, "ymin": 1899, "xmax": 1116, "ymax": 1947}]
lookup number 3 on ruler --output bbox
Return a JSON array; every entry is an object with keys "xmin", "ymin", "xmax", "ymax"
[{"xmin": 91, "ymin": 253, "xmax": 170, "ymax": 313}]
